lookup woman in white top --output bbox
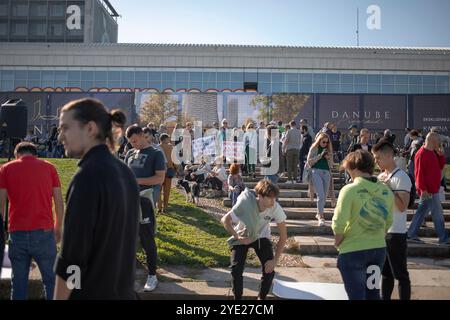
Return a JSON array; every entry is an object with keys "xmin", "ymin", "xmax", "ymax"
[{"xmin": 243, "ymin": 122, "xmax": 258, "ymax": 178}]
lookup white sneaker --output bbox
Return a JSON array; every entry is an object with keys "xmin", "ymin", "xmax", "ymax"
[
  {"xmin": 144, "ymin": 275, "xmax": 158, "ymax": 292},
  {"xmin": 318, "ymin": 219, "xmax": 325, "ymax": 227}
]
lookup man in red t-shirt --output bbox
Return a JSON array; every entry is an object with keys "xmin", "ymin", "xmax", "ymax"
[
  {"xmin": 0, "ymin": 142, "xmax": 64, "ymax": 300},
  {"xmin": 408, "ymin": 132, "xmax": 450, "ymax": 245}
]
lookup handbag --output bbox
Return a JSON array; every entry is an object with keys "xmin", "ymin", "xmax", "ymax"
[
  {"xmin": 166, "ymin": 167, "xmax": 176, "ymax": 178},
  {"xmin": 302, "ymin": 164, "xmax": 312, "ymax": 183}
]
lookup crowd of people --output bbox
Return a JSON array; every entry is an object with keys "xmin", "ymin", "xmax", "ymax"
[{"xmin": 0, "ymin": 97, "xmax": 449, "ymax": 300}]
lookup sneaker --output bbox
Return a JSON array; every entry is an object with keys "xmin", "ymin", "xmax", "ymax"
[
  {"xmin": 318, "ymin": 219, "xmax": 325, "ymax": 227},
  {"xmin": 144, "ymin": 275, "xmax": 158, "ymax": 292},
  {"xmin": 407, "ymin": 237, "xmax": 425, "ymax": 244}
]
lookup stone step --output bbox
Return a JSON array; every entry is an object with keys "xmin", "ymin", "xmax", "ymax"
[
  {"xmin": 271, "ymin": 219, "xmax": 450, "ymax": 238},
  {"xmin": 282, "ymin": 207, "xmax": 450, "ymax": 222},
  {"xmin": 288, "ymin": 236, "xmax": 450, "ymax": 258},
  {"xmin": 223, "ymin": 198, "xmax": 450, "ymax": 210},
  {"xmin": 242, "ymin": 177, "xmax": 346, "ymax": 185}
]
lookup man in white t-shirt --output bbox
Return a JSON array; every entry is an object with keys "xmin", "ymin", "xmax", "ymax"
[
  {"xmin": 372, "ymin": 140, "xmax": 411, "ymax": 300},
  {"xmin": 221, "ymin": 180, "xmax": 287, "ymax": 300}
]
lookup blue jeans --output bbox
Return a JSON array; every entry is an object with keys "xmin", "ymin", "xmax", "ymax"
[
  {"xmin": 311, "ymin": 169, "xmax": 331, "ymax": 214},
  {"xmin": 264, "ymin": 174, "xmax": 279, "ymax": 185},
  {"xmin": 337, "ymin": 247, "xmax": 386, "ymax": 300},
  {"xmin": 8, "ymin": 230, "xmax": 57, "ymax": 300},
  {"xmin": 407, "ymin": 193, "xmax": 449, "ymax": 243}
]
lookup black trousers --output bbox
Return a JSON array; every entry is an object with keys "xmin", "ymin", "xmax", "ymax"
[
  {"xmin": 139, "ymin": 197, "xmax": 157, "ymax": 276},
  {"xmin": 299, "ymin": 150, "xmax": 308, "ymax": 181},
  {"xmin": 231, "ymin": 238, "xmax": 275, "ymax": 300},
  {"xmin": 206, "ymin": 177, "xmax": 223, "ymax": 191},
  {"xmin": 382, "ymin": 233, "xmax": 411, "ymax": 300}
]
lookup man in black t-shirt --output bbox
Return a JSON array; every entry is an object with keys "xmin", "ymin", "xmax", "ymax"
[{"xmin": 125, "ymin": 125, "xmax": 166, "ymax": 293}]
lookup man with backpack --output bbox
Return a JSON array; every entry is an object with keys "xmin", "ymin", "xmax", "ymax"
[{"xmin": 372, "ymin": 140, "xmax": 412, "ymax": 300}]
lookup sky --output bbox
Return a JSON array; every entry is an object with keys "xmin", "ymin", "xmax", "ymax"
[{"xmin": 108, "ymin": 0, "xmax": 450, "ymax": 47}]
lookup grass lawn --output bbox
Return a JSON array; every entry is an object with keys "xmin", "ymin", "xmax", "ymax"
[{"xmin": 1, "ymin": 158, "xmax": 232, "ymax": 268}]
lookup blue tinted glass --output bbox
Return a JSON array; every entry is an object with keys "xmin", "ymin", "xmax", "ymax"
[
  {"xmin": 286, "ymin": 73, "xmax": 298, "ymax": 82},
  {"xmin": 422, "ymin": 76, "xmax": 435, "ymax": 85},
  {"xmin": 382, "ymin": 75, "xmax": 394, "ymax": 85},
  {"xmin": 109, "ymin": 81, "xmax": 121, "ymax": 88},
  {"xmin": 245, "ymin": 72, "xmax": 257, "ymax": 82},
  {"xmin": 409, "ymin": 85, "xmax": 422, "ymax": 94},
  {"xmin": 299, "ymin": 73, "xmax": 313, "ymax": 83},
  {"xmin": 190, "ymin": 81, "xmax": 202, "ymax": 89},
  {"xmin": 217, "ymin": 72, "xmax": 230, "ymax": 82},
  {"xmin": 395, "ymin": 85, "xmax": 408, "ymax": 93},
  {"xmin": 41, "ymin": 81, "xmax": 53, "ymax": 88},
  {"xmin": 55, "ymin": 71, "xmax": 67, "ymax": 81},
  {"xmin": 258, "ymin": 73, "xmax": 271, "ymax": 82},
  {"xmin": 190, "ymin": 72, "xmax": 202, "ymax": 81},
  {"xmin": 217, "ymin": 82, "xmax": 229, "ymax": 90},
  {"xmin": 354, "ymin": 74, "xmax": 367, "ymax": 84},
  {"xmin": 122, "ymin": 81, "xmax": 134, "ymax": 88},
  {"xmin": 176, "ymin": 72, "xmax": 189, "ymax": 81},
  {"xmin": 394, "ymin": 75, "xmax": 408, "ymax": 85},
  {"xmin": 135, "ymin": 71, "xmax": 147, "ymax": 81},
  {"xmin": 94, "ymin": 81, "xmax": 108, "ymax": 88},
  {"xmin": 354, "ymin": 84, "xmax": 367, "ymax": 93},
  {"xmin": 287, "ymin": 83, "xmax": 299, "ymax": 93},
  {"xmin": 95, "ymin": 71, "xmax": 107, "ymax": 81},
  {"xmin": 149, "ymin": 72, "xmax": 161, "ymax": 81},
  {"xmin": 135, "ymin": 81, "xmax": 147, "ymax": 89},
  {"xmin": 203, "ymin": 72, "xmax": 216, "ymax": 82},
  {"xmin": 162, "ymin": 81, "xmax": 175, "ymax": 89},
  {"xmin": 368, "ymin": 84, "xmax": 381, "ymax": 94},
  {"xmin": 28, "ymin": 80, "xmax": 41, "ymax": 88},
  {"xmin": 14, "ymin": 70, "xmax": 27, "ymax": 79},
  {"xmin": 162, "ymin": 72, "xmax": 175, "ymax": 81},
  {"xmin": 340, "ymin": 84, "xmax": 354, "ymax": 93},
  {"xmin": 313, "ymin": 74, "xmax": 326, "ymax": 84},
  {"xmin": 258, "ymin": 83, "xmax": 271, "ymax": 93},
  {"xmin": 68, "ymin": 71, "xmax": 80, "ymax": 80},
  {"xmin": 313, "ymin": 84, "xmax": 326, "ymax": 93},
  {"xmin": 108, "ymin": 71, "xmax": 120, "ymax": 81},
  {"xmin": 28, "ymin": 71, "xmax": 41, "ymax": 80},
  {"xmin": 1, "ymin": 71, "xmax": 13, "ymax": 80},
  {"xmin": 408, "ymin": 75, "xmax": 422, "ymax": 85},
  {"xmin": 381, "ymin": 85, "xmax": 395, "ymax": 94},
  {"xmin": 436, "ymin": 76, "xmax": 449, "ymax": 86},
  {"xmin": 68, "ymin": 81, "xmax": 81, "ymax": 88},
  {"xmin": 272, "ymin": 83, "xmax": 284, "ymax": 92},
  {"xmin": 327, "ymin": 74, "xmax": 339, "ymax": 84},
  {"xmin": 42, "ymin": 71, "xmax": 54, "ymax": 81},
  {"xmin": 272, "ymin": 73, "xmax": 285, "ymax": 83},
  {"xmin": 55, "ymin": 81, "xmax": 67, "ymax": 88},
  {"xmin": 230, "ymin": 72, "xmax": 244, "ymax": 82},
  {"xmin": 1, "ymin": 81, "xmax": 14, "ymax": 91},
  {"xmin": 436, "ymin": 86, "xmax": 449, "ymax": 94},
  {"xmin": 149, "ymin": 81, "xmax": 162, "ymax": 90},
  {"xmin": 122, "ymin": 71, "xmax": 134, "ymax": 81},
  {"xmin": 14, "ymin": 79, "xmax": 27, "ymax": 87},
  {"xmin": 176, "ymin": 82, "xmax": 189, "ymax": 90},
  {"xmin": 340, "ymin": 74, "xmax": 353, "ymax": 84},
  {"xmin": 368, "ymin": 75, "xmax": 381, "ymax": 84},
  {"xmin": 423, "ymin": 85, "xmax": 436, "ymax": 94},
  {"xmin": 203, "ymin": 82, "xmax": 216, "ymax": 90},
  {"xmin": 81, "ymin": 81, "xmax": 94, "ymax": 91},
  {"xmin": 327, "ymin": 84, "xmax": 340, "ymax": 93},
  {"xmin": 299, "ymin": 83, "xmax": 313, "ymax": 92},
  {"xmin": 230, "ymin": 82, "xmax": 242, "ymax": 90},
  {"xmin": 81, "ymin": 71, "xmax": 94, "ymax": 81}
]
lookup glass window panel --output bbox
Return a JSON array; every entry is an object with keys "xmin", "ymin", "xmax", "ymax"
[
  {"xmin": 354, "ymin": 74, "xmax": 367, "ymax": 85},
  {"xmin": 95, "ymin": 71, "xmax": 107, "ymax": 81},
  {"xmin": 28, "ymin": 80, "xmax": 41, "ymax": 88},
  {"xmin": 368, "ymin": 84, "xmax": 381, "ymax": 94},
  {"xmin": 175, "ymin": 82, "xmax": 189, "ymax": 90},
  {"xmin": 395, "ymin": 75, "xmax": 408, "ymax": 85},
  {"xmin": 55, "ymin": 81, "xmax": 67, "ymax": 88},
  {"xmin": 245, "ymin": 72, "xmax": 258, "ymax": 82},
  {"xmin": 203, "ymin": 82, "xmax": 216, "ymax": 90},
  {"xmin": 313, "ymin": 84, "xmax": 326, "ymax": 93},
  {"xmin": 81, "ymin": 71, "xmax": 94, "ymax": 81},
  {"xmin": 48, "ymin": 23, "xmax": 64, "ymax": 37},
  {"xmin": 340, "ymin": 84, "xmax": 354, "ymax": 93},
  {"xmin": 272, "ymin": 83, "xmax": 284, "ymax": 92},
  {"xmin": 12, "ymin": 23, "xmax": 27, "ymax": 36},
  {"xmin": 1, "ymin": 81, "xmax": 14, "ymax": 91},
  {"xmin": 408, "ymin": 75, "xmax": 422, "ymax": 85},
  {"xmin": 423, "ymin": 85, "xmax": 436, "ymax": 94},
  {"xmin": 230, "ymin": 82, "xmax": 242, "ymax": 90},
  {"xmin": 68, "ymin": 81, "xmax": 81, "ymax": 88},
  {"xmin": 422, "ymin": 76, "xmax": 435, "ymax": 86},
  {"xmin": 354, "ymin": 84, "xmax": 367, "ymax": 93},
  {"xmin": 94, "ymin": 81, "xmax": 108, "ymax": 88},
  {"xmin": 148, "ymin": 81, "xmax": 162, "ymax": 90},
  {"xmin": 286, "ymin": 73, "xmax": 298, "ymax": 82},
  {"xmin": 42, "ymin": 71, "xmax": 54, "ymax": 81},
  {"xmin": 436, "ymin": 86, "xmax": 449, "ymax": 94},
  {"xmin": 14, "ymin": 79, "xmax": 27, "ymax": 87},
  {"xmin": 368, "ymin": 75, "xmax": 381, "ymax": 84},
  {"xmin": 326, "ymin": 74, "xmax": 340, "ymax": 84},
  {"xmin": 287, "ymin": 83, "xmax": 299, "ymax": 93},
  {"xmin": 395, "ymin": 85, "xmax": 408, "ymax": 93},
  {"xmin": 121, "ymin": 71, "xmax": 134, "ymax": 81},
  {"xmin": 230, "ymin": 72, "xmax": 244, "ymax": 82},
  {"xmin": 81, "ymin": 81, "xmax": 94, "ymax": 91},
  {"xmin": 29, "ymin": 22, "xmax": 47, "ymax": 37},
  {"xmin": 162, "ymin": 81, "xmax": 175, "ymax": 89},
  {"xmin": 108, "ymin": 71, "xmax": 121, "ymax": 81},
  {"xmin": 258, "ymin": 73, "xmax": 271, "ymax": 82},
  {"xmin": 189, "ymin": 72, "xmax": 202, "ymax": 82},
  {"xmin": 381, "ymin": 85, "xmax": 395, "ymax": 94},
  {"xmin": 299, "ymin": 83, "xmax": 313, "ymax": 92},
  {"xmin": 217, "ymin": 72, "xmax": 230, "ymax": 82},
  {"xmin": 122, "ymin": 81, "xmax": 134, "ymax": 88},
  {"xmin": 14, "ymin": 71, "xmax": 27, "ymax": 79},
  {"xmin": 162, "ymin": 72, "xmax": 175, "ymax": 81},
  {"xmin": 216, "ymin": 82, "xmax": 230, "ymax": 90},
  {"xmin": 0, "ymin": 4, "xmax": 8, "ymax": 17},
  {"xmin": 203, "ymin": 72, "xmax": 216, "ymax": 82},
  {"xmin": 299, "ymin": 73, "xmax": 313, "ymax": 83},
  {"xmin": 149, "ymin": 72, "xmax": 161, "ymax": 81},
  {"xmin": 190, "ymin": 81, "xmax": 202, "ymax": 89},
  {"xmin": 313, "ymin": 74, "xmax": 326, "ymax": 84},
  {"xmin": 49, "ymin": 4, "xmax": 65, "ymax": 17},
  {"xmin": 135, "ymin": 71, "xmax": 147, "ymax": 81},
  {"xmin": 436, "ymin": 76, "xmax": 449, "ymax": 87},
  {"xmin": 258, "ymin": 83, "xmax": 271, "ymax": 93},
  {"xmin": 68, "ymin": 71, "xmax": 81, "ymax": 80},
  {"xmin": 12, "ymin": 3, "xmax": 28, "ymax": 16},
  {"xmin": 0, "ymin": 22, "xmax": 7, "ymax": 36},
  {"xmin": 135, "ymin": 81, "xmax": 147, "ymax": 89},
  {"xmin": 340, "ymin": 74, "xmax": 353, "ymax": 84},
  {"xmin": 409, "ymin": 85, "xmax": 422, "ymax": 94},
  {"xmin": 382, "ymin": 75, "xmax": 395, "ymax": 85},
  {"xmin": 272, "ymin": 73, "xmax": 285, "ymax": 83},
  {"xmin": 1, "ymin": 71, "xmax": 14, "ymax": 80},
  {"xmin": 327, "ymin": 84, "xmax": 340, "ymax": 93},
  {"xmin": 109, "ymin": 81, "xmax": 121, "ymax": 88},
  {"xmin": 42, "ymin": 81, "xmax": 53, "ymax": 88},
  {"xmin": 55, "ymin": 71, "xmax": 67, "ymax": 81},
  {"xmin": 176, "ymin": 72, "xmax": 189, "ymax": 81},
  {"xmin": 30, "ymin": 3, "xmax": 48, "ymax": 17}
]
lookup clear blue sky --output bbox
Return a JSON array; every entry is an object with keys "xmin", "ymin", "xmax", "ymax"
[{"xmin": 108, "ymin": 0, "xmax": 450, "ymax": 47}]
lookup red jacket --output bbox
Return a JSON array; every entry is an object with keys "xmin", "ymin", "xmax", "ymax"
[{"xmin": 414, "ymin": 147, "xmax": 446, "ymax": 195}]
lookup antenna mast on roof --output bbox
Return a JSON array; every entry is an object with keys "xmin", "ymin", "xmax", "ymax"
[{"xmin": 356, "ymin": 7, "xmax": 360, "ymax": 46}]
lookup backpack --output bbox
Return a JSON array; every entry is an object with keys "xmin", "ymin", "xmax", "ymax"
[{"xmin": 389, "ymin": 169, "xmax": 416, "ymax": 210}]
